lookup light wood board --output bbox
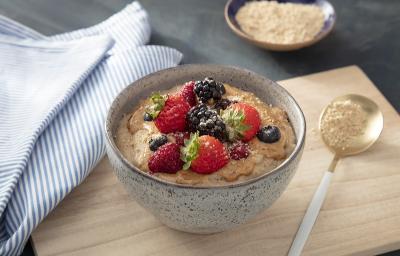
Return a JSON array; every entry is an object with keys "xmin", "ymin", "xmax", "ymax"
[{"xmin": 31, "ymin": 66, "xmax": 400, "ymax": 256}]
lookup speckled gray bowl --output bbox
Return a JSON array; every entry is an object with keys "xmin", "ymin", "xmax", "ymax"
[{"xmin": 105, "ymin": 64, "xmax": 305, "ymax": 234}]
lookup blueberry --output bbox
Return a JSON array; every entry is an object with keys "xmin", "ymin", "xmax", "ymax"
[
  {"xmin": 143, "ymin": 112, "xmax": 153, "ymax": 121},
  {"xmin": 257, "ymin": 125, "xmax": 281, "ymax": 143},
  {"xmin": 149, "ymin": 135, "xmax": 168, "ymax": 151}
]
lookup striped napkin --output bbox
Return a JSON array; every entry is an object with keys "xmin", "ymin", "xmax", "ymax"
[{"xmin": 0, "ymin": 2, "xmax": 182, "ymax": 255}]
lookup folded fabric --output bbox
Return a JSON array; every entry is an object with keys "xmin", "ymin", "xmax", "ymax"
[
  {"xmin": 0, "ymin": 33, "xmax": 114, "ymax": 254},
  {"xmin": 0, "ymin": 2, "xmax": 182, "ymax": 255}
]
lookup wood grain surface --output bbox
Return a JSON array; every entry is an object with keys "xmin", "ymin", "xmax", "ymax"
[{"xmin": 31, "ymin": 66, "xmax": 400, "ymax": 256}]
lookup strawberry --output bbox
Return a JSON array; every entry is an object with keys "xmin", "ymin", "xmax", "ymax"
[
  {"xmin": 181, "ymin": 132, "xmax": 229, "ymax": 174},
  {"xmin": 180, "ymin": 81, "xmax": 197, "ymax": 107},
  {"xmin": 148, "ymin": 143, "xmax": 183, "ymax": 173},
  {"xmin": 146, "ymin": 93, "xmax": 191, "ymax": 133},
  {"xmin": 221, "ymin": 102, "xmax": 261, "ymax": 142}
]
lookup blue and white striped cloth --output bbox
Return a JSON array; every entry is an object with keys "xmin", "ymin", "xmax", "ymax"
[{"xmin": 0, "ymin": 2, "xmax": 183, "ymax": 255}]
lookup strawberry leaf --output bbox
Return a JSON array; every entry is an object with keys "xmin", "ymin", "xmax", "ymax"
[
  {"xmin": 180, "ymin": 132, "xmax": 200, "ymax": 170},
  {"xmin": 221, "ymin": 108, "xmax": 249, "ymax": 141},
  {"xmin": 146, "ymin": 92, "xmax": 166, "ymax": 119}
]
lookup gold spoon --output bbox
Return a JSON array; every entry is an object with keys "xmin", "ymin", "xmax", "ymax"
[{"xmin": 288, "ymin": 94, "xmax": 383, "ymax": 256}]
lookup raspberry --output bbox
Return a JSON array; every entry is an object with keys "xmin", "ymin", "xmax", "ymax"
[
  {"xmin": 180, "ymin": 81, "xmax": 197, "ymax": 107},
  {"xmin": 172, "ymin": 131, "xmax": 190, "ymax": 146},
  {"xmin": 229, "ymin": 141, "xmax": 250, "ymax": 160},
  {"xmin": 154, "ymin": 94, "xmax": 191, "ymax": 133},
  {"xmin": 148, "ymin": 143, "xmax": 183, "ymax": 173}
]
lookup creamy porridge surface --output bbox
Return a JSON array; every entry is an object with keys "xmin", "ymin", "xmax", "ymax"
[{"xmin": 116, "ymin": 84, "xmax": 296, "ymax": 186}]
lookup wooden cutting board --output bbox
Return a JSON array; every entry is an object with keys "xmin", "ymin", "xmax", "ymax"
[{"xmin": 31, "ymin": 66, "xmax": 400, "ymax": 256}]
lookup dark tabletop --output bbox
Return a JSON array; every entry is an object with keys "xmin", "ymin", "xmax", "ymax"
[{"xmin": 0, "ymin": 0, "xmax": 398, "ymax": 255}]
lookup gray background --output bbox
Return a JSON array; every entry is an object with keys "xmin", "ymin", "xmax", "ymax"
[{"xmin": 0, "ymin": 0, "xmax": 398, "ymax": 255}]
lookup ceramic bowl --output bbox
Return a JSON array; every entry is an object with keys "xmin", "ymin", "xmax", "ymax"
[
  {"xmin": 225, "ymin": 0, "xmax": 336, "ymax": 51},
  {"xmin": 105, "ymin": 64, "xmax": 306, "ymax": 234}
]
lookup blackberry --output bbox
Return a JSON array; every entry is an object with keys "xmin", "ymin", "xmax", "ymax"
[
  {"xmin": 213, "ymin": 98, "xmax": 236, "ymax": 112},
  {"xmin": 257, "ymin": 125, "xmax": 281, "ymax": 143},
  {"xmin": 187, "ymin": 104, "xmax": 227, "ymax": 141},
  {"xmin": 194, "ymin": 77, "xmax": 226, "ymax": 103},
  {"xmin": 149, "ymin": 135, "xmax": 168, "ymax": 151}
]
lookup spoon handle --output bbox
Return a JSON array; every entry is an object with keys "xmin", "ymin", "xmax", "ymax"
[{"xmin": 288, "ymin": 171, "xmax": 333, "ymax": 256}]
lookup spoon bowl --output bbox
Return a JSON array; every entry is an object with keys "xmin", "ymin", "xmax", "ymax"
[{"xmin": 319, "ymin": 94, "xmax": 384, "ymax": 157}]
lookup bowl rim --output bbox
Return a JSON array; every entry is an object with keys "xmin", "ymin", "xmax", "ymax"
[
  {"xmin": 105, "ymin": 64, "xmax": 306, "ymax": 189},
  {"xmin": 224, "ymin": 0, "xmax": 336, "ymax": 51}
]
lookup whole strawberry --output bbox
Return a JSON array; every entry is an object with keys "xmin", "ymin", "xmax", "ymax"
[
  {"xmin": 181, "ymin": 132, "xmax": 229, "ymax": 174},
  {"xmin": 221, "ymin": 102, "xmax": 261, "ymax": 142},
  {"xmin": 148, "ymin": 143, "xmax": 183, "ymax": 173},
  {"xmin": 146, "ymin": 93, "xmax": 191, "ymax": 134},
  {"xmin": 180, "ymin": 81, "xmax": 197, "ymax": 107}
]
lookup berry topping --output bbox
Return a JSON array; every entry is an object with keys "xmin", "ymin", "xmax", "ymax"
[
  {"xmin": 213, "ymin": 98, "xmax": 235, "ymax": 112},
  {"xmin": 149, "ymin": 135, "xmax": 168, "ymax": 151},
  {"xmin": 143, "ymin": 112, "xmax": 153, "ymax": 121},
  {"xmin": 187, "ymin": 103, "xmax": 227, "ymax": 141},
  {"xmin": 153, "ymin": 94, "xmax": 191, "ymax": 133},
  {"xmin": 221, "ymin": 102, "xmax": 261, "ymax": 142},
  {"xmin": 257, "ymin": 125, "xmax": 281, "ymax": 143},
  {"xmin": 180, "ymin": 81, "xmax": 197, "ymax": 107},
  {"xmin": 229, "ymin": 141, "xmax": 250, "ymax": 160},
  {"xmin": 194, "ymin": 77, "xmax": 226, "ymax": 103},
  {"xmin": 148, "ymin": 143, "xmax": 183, "ymax": 173},
  {"xmin": 181, "ymin": 133, "xmax": 229, "ymax": 174},
  {"xmin": 172, "ymin": 131, "xmax": 190, "ymax": 146}
]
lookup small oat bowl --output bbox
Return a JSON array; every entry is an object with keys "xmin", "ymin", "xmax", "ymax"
[
  {"xmin": 105, "ymin": 64, "xmax": 305, "ymax": 234},
  {"xmin": 225, "ymin": 0, "xmax": 336, "ymax": 51}
]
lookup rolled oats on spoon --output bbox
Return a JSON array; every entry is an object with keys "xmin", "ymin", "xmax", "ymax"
[{"xmin": 320, "ymin": 99, "xmax": 367, "ymax": 150}]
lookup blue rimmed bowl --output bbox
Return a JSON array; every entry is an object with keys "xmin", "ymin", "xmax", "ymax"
[{"xmin": 225, "ymin": 0, "xmax": 336, "ymax": 51}]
